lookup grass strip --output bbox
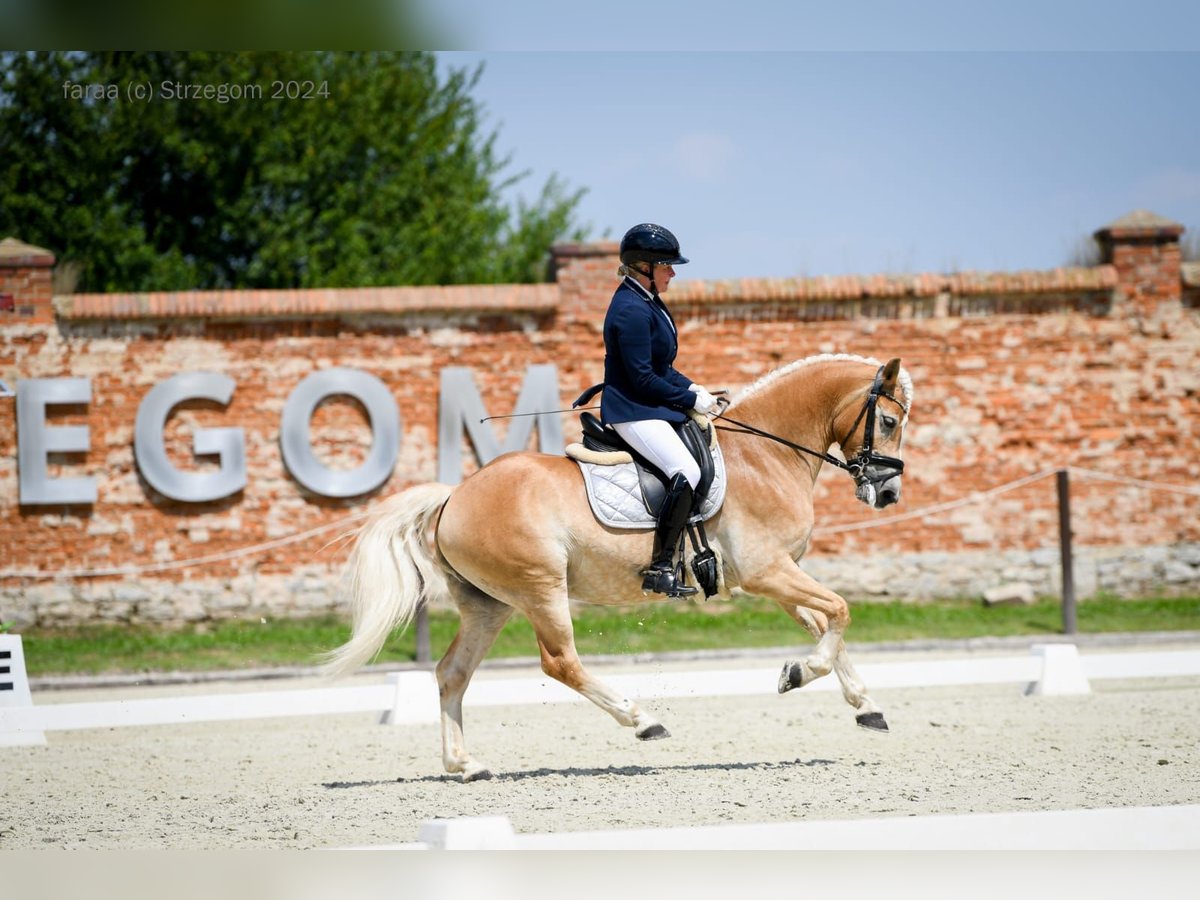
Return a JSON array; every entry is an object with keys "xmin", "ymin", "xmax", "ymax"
[{"xmin": 11, "ymin": 594, "xmax": 1200, "ymax": 678}]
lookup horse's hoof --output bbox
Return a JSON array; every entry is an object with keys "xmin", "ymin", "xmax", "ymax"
[
  {"xmin": 636, "ymin": 723, "xmax": 671, "ymax": 741},
  {"xmin": 462, "ymin": 767, "xmax": 494, "ymax": 783},
  {"xmin": 778, "ymin": 661, "xmax": 805, "ymax": 694},
  {"xmin": 856, "ymin": 712, "xmax": 889, "ymax": 733}
]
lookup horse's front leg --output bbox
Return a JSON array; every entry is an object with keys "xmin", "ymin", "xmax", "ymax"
[
  {"xmin": 778, "ymin": 604, "xmax": 888, "ymax": 733},
  {"xmin": 743, "ymin": 561, "xmax": 848, "ymax": 684}
]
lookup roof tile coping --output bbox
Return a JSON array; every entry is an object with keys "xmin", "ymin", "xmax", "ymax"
[
  {"xmin": 55, "ymin": 283, "xmax": 562, "ymax": 320},
  {"xmin": 669, "ymin": 265, "xmax": 1117, "ymax": 305},
  {"xmin": 51, "ymin": 265, "xmax": 1127, "ymax": 319}
]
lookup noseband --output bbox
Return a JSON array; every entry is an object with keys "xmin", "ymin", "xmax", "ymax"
[
  {"xmin": 714, "ymin": 366, "xmax": 905, "ymax": 497},
  {"xmin": 836, "ymin": 367, "xmax": 906, "ymax": 499}
]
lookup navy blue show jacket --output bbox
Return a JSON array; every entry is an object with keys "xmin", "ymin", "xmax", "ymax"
[{"xmin": 580, "ymin": 277, "xmax": 695, "ymax": 425}]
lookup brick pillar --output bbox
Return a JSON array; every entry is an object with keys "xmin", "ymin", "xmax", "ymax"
[
  {"xmin": 1094, "ymin": 210, "xmax": 1184, "ymax": 321},
  {"xmin": 0, "ymin": 237, "xmax": 56, "ymax": 324},
  {"xmin": 549, "ymin": 241, "xmax": 620, "ymax": 328},
  {"xmin": 548, "ymin": 241, "xmax": 619, "ymax": 412}
]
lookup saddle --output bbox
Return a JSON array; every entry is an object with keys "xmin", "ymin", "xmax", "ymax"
[
  {"xmin": 575, "ymin": 411, "xmax": 717, "ymax": 517},
  {"xmin": 566, "ymin": 412, "xmax": 725, "ymax": 599}
]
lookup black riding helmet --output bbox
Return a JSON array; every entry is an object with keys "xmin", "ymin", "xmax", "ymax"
[{"xmin": 619, "ymin": 223, "xmax": 689, "ymax": 268}]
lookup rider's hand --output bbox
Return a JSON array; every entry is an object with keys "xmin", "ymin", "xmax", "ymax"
[{"xmin": 691, "ymin": 387, "xmax": 719, "ymax": 415}]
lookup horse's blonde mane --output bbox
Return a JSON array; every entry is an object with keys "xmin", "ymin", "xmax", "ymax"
[{"xmin": 730, "ymin": 353, "xmax": 913, "ymax": 420}]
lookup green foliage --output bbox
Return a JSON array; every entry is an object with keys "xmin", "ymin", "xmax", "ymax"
[
  {"xmin": 0, "ymin": 51, "xmax": 587, "ymax": 292},
  {"xmin": 10, "ymin": 1, "xmax": 448, "ymax": 53}
]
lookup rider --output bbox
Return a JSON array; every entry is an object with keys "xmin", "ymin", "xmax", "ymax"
[{"xmin": 596, "ymin": 223, "xmax": 720, "ymax": 597}]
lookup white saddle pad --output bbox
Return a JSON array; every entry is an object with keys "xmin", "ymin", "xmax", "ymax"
[{"xmin": 574, "ymin": 443, "xmax": 727, "ymax": 530}]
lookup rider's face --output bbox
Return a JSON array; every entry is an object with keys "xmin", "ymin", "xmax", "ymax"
[{"xmin": 651, "ymin": 264, "xmax": 675, "ymax": 293}]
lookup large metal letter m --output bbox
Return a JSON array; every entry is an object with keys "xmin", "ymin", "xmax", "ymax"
[{"xmin": 437, "ymin": 364, "xmax": 564, "ymax": 484}]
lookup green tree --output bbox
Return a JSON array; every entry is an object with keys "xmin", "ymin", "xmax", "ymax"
[{"xmin": 0, "ymin": 51, "xmax": 587, "ymax": 292}]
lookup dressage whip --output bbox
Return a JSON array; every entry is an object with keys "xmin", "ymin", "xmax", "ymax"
[
  {"xmin": 479, "ymin": 390, "xmax": 730, "ymax": 423},
  {"xmin": 480, "ymin": 405, "xmax": 598, "ymax": 423}
]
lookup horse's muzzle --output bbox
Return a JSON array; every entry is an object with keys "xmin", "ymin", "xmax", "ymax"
[
  {"xmin": 875, "ymin": 475, "xmax": 901, "ymax": 508},
  {"xmin": 856, "ymin": 472, "xmax": 902, "ymax": 508}
]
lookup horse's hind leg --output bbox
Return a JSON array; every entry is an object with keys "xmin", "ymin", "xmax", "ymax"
[
  {"xmin": 778, "ymin": 604, "xmax": 888, "ymax": 733},
  {"xmin": 524, "ymin": 594, "xmax": 669, "ymax": 741},
  {"xmin": 436, "ymin": 583, "xmax": 514, "ymax": 782}
]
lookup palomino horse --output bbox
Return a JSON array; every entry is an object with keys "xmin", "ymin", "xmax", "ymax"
[{"xmin": 325, "ymin": 353, "xmax": 913, "ymax": 781}]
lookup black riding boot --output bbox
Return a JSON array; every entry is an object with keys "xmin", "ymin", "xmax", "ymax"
[{"xmin": 641, "ymin": 473, "xmax": 698, "ymax": 597}]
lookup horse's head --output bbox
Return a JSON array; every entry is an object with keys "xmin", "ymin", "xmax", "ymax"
[{"xmin": 834, "ymin": 357, "xmax": 911, "ymax": 509}]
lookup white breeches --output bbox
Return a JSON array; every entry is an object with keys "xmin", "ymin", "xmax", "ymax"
[{"xmin": 612, "ymin": 419, "xmax": 701, "ymax": 489}]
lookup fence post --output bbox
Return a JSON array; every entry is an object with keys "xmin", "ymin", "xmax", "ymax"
[
  {"xmin": 414, "ymin": 605, "xmax": 431, "ymax": 662},
  {"xmin": 1056, "ymin": 469, "xmax": 1077, "ymax": 635}
]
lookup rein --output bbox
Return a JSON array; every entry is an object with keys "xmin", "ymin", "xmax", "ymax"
[
  {"xmin": 713, "ymin": 366, "xmax": 906, "ymax": 495},
  {"xmin": 714, "ymin": 414, "xmax": 848, "ymax": 470}
]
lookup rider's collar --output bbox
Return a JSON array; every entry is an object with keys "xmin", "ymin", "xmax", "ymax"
[{"xmin": 623, "ymin": 275, "xmax": 656, "ymax": 302}]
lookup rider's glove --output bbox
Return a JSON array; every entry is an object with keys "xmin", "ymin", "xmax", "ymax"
[{"xmin": 691, "ymin": 388, "xmax": 719, "ymax": 415}]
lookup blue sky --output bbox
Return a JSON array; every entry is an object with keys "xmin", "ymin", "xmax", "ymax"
[
  {"xmin": 435, "ymin": 50, "xmax": 1199, "ymax": 282},
  {"xmin": 419, "ymin": 0, "xmax": 1200, "ymax": 52},
  {"xmin": 427, "ymin": 0, "xmax": 1200, "ymax": 283}
]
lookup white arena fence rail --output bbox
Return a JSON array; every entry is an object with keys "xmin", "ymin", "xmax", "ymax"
[
  {"xmin": 356, "ymin": 804, "xmax": 1200, "ymax": 851},
  {"xmin": 3, "ymin": 633, "xmax": 1200, "ymax": 747}
]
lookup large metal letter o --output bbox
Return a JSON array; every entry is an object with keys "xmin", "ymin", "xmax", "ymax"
[{"xmin": 280, "ymin": 369, "xmax": 400, "ymax": 498}]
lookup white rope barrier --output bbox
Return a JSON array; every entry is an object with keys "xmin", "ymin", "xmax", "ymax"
[
  {"xmin": 815, "ymin": 468, "xmax": 1059, "ymax": 535},
  {"xmin": 816, "ymin": 464, "xmax": 1199, "ymax": 536},
  {"xmin": 0, "ymin": 508, "xmax": 371, "ymax": 581},
  {"xmin": 3, "ymin": 465, "xmax": 1196, "ymax": 581},
  {"xmin": 1066, "ymin": 465, "xmax": 1200, "ymax": 497}
]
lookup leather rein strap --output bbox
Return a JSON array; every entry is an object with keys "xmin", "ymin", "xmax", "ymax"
[
  {"xmin": 714, "ymin": 414, "xmax": 849, "ymax": 470},
  {"xmin": 712, "ymin": 366, "xmax": 905, "ymax": 486}
]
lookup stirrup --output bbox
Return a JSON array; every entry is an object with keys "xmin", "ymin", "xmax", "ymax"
[{"xmin": 640, "ymin": 562, "xmax": 697, "ymax": 597}]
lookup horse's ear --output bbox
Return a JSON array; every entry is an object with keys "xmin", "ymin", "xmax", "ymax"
[{"xmin": 882, "ymin": 358, "xmax": 902, "ymax": 386}]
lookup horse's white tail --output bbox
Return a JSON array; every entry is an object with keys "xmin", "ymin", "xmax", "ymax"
[{"xmin": 322, "ymin": 482, "xmax": 455, "ymax": 677}]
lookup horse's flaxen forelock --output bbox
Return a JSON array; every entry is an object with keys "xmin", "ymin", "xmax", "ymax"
[{"xmin": 730, "ymin": 353, "xmax": 913, "ymax": 423}]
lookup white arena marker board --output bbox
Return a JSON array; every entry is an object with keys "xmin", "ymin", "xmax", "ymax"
[
  {"xmin": 0, "ymin": 635, "xmax": 46, "ymax": 746},
  {"xmin": 1026, "ymin": 643, "xmax": 1091, "ymax": 695}
]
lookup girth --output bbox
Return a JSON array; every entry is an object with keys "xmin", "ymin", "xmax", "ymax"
[{"xmin": 578, "ymin": 412, "xmax": 716, "ymax": 517}]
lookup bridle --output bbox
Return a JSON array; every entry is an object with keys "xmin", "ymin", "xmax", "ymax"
[{"xmin": 713, "ymin": 365, "xmax": 906, "ymax": 500}]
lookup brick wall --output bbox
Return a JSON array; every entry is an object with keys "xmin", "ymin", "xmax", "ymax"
[
  {"xmin": 1, "ymin": 212, "xmax": 1197, "ymax": 627},
  {"xmin": 0, "ymin": 238, "xmax": 54, "ymax": 322}
]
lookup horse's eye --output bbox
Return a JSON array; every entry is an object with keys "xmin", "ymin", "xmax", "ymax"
[{"xmin": 881, "ymin": 415, "xmax": 898, "ymax": 431}]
